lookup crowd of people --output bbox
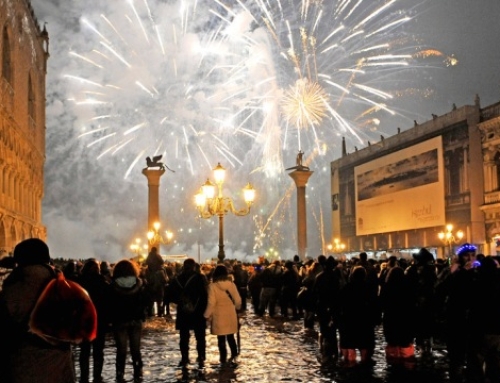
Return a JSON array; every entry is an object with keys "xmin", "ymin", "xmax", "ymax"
[{"xmin": 0, "ymin": 239, "xmax": 499, "ymax": 383}]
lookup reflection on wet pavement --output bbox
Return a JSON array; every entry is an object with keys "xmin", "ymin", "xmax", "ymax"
[{"xmin": 79, "ymin": 311, "xmax": 450, "ymax": 383}]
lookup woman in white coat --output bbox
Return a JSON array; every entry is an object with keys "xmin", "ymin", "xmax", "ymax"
[{"xmin": 204, "ymin": 265, "xmax": 242, "ymax": 364}]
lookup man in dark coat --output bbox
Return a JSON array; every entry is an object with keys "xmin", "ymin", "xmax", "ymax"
[
  {"xmin": 0, "ymin": 238, "xmax": 76, "ymax": 383},
  {"xmin": 145, "ymin": 247, "xmax": 167, "ymax": 317},
  {"xmin": 232, "ymin": 263, "xmax": 249, "ymax": 311},
  {"xmin": 170, "ymin": 258, "xmax": 208, "ymax": 368},
  {"xmin": 313, "ymin": 257, "xmax": 341, "ymax": 364},
  {"xmin": 405, "ymin": 247, "xmax": 437, "ymax": 354},
  {"xmin": 467, "ymin": 256, "xmax": 500, "ymax": 383},
  {"xmin": 437, "ymin": 243, "xmax": 478, "ymax": 383}
]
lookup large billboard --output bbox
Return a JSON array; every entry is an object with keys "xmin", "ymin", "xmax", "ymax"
[{"xmin": 355, "ymin": 136, "xmax": 445, "ymax": 235}]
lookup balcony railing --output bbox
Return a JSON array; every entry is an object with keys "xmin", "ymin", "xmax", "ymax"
[
  {"xmin": 446, "ymin": 192, "xmax": 470, "ymax": 206},
  {"xmin": 481, "ymin": 103, "xmax": 500, "ymax": 120},
  {"xmin": 484, "ymin": 190, "xmax": 500, "ymax": 205}
]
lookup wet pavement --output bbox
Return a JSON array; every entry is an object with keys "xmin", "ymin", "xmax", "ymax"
[{"xmin": 77, "ymin": 308, "xmax": 451, "ymax": 383}]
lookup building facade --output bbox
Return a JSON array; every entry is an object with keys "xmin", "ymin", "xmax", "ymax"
[
  {"xmin": 0, "ymin": 0, "xmax": 49, "ymax": 254},
  {"xmin": 331, "ymin": 96, "xmax": 500, "ymax": 258}
]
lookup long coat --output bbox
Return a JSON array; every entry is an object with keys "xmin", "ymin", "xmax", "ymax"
[
  {"xmin": 0, "ymin": 264, "xmax": 75, "ymax": 383},
  {"xmin": 170, "ymin": 270, "xmax": 208, "ymax": 331},
  {"xmin": 204, "ymin": 280, "xmax": 241, "ymax": 336}
]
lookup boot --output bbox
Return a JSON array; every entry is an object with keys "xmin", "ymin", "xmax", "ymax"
[
  {"xmin": 93, "ymin": 357, "xmax": 104, "ymax": 383},
  {"xmin": 116, "ymin": 371, "xmax": 125, "ymax": 383},
  {"xmin": 133, "ymin": 360, "xmax": 143, "ymax": 381},
  {"xmin": 116, "ymin": 360, "xmax": 126, "ymax": 383}
]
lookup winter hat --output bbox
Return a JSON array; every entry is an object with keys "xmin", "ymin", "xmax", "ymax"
[
  {"xmin": 456, "ymin": 243, "xmax": 477, "ymax": 257},
  {"xmin": 13, "ymin": 238, "xmax": 50, "ymax": 266},
  {"xmin": 414, "ymin": 248, "xmax": 434, "ymax": 263}
]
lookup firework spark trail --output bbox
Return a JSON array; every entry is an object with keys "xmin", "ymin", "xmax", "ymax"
[
  {"xmin": 69, "ymin": 0, "xmax": 274, "ymax": 178},
  {"xmin": 66, "ymin": 0, "xmax": 451, "ymax": 255}
]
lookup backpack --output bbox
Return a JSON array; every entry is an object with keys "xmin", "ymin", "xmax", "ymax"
[
  {"xmin": 175, "ymin": 274, "xmax": 198, "ymax": 314},
  {"xmin": 29, "ymin": 272, "xmax": 97, "ymax": 345}
]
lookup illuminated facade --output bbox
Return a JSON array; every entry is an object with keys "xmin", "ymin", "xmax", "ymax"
[
  {"xmin": 0, "ymin": 0, "xmax": 49, "ymax": 253},
  {"xmin": 331, "ymin": 96, "xmax": 500, "ymax": 257}
]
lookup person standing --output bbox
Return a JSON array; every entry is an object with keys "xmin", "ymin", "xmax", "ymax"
[
  {"xmin": 280, "ymin": 260, "xmax": 300, "ymax": 320},
  {"xmin": 313, "ymin": 257, "xmax": 342, "ymax": 364},
  {"xmin": 109, "ymin": 259, "xmax": 148, "ymax": 383},
  {"xmin": 144, "ymin": 247, "xmax": 167, "ymax": 317},
  {"xmin": 232, "ymin": 263, "xmax": 249, "ymax": 312},
  {"xmin": 204, "ymin": 265, "xmax": 242, "ymax": 365},
  {"xmin": 405, "ymin": 248, "xmax": 437, "ymax": 354},
  {"xmin": 437, "ymin": 243, "xmax": 478, "ymax": 383},
  {"xmin": 77, "ymin": 259, "xmax": 111, "ymax": 383},
  {"xmin": 248, "ymin": 264, "xmax": 263, "ymax": 314},
  {"xmin": 380, "ymin": 266, "xmax": 417, "ymax": 366},
  {"xmin": 0, "ymin": 238, "xmax": 76, "ymax": 383},
  {"xmin": 338, "ymin": 266, "xmax": 379, "ymax": 366},
  {"xmin": 467, "ymin": 256, "xmax": 500, "ymax": 383},
  {"xmin": 258, "ymin": 260, "xmax": 283, "ymax": 317},
  {"xmin": 170, "ymin": 258, "xmax": 208, "ymax": 368}
]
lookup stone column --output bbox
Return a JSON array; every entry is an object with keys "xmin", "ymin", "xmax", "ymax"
[
  {"xmin": 142, "ymin": 168, "xmax": 165, "ymax": 250},
  {"xmin": 288, "ymin": 168, "xmax": 313, "ymax": 261}
]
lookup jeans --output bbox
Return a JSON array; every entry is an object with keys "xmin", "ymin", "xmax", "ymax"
[
  {"xmin": 217, "ymin": 334, "xmax": 238, "ymax": 363},
  {"xmin": 259, "ymin": 287, "xmax": 278, "ymax": 316},
  {"xmin": 79, "ymin": 325, "xmax": 106, "ymax": 382},
  {"xmin": 113, "ymin": 321, "xmax": 143, "ymax": 378}
]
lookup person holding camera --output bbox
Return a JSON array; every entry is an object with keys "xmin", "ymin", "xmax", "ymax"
[{"xmin": 437, "ymin": 243, "xmax": 479, "ymax": 383}]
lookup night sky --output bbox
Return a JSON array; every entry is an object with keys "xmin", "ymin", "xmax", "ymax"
[{"xmin": 30, "ymin": 0, "xmax": 500, "ymax": 262}]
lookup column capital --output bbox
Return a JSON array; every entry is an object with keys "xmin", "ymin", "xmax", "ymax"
[
  {"xmin": 288, "ymin": 169, "xmax": 314, "ymax": 187},
  {"xmin": 142, "ymin": 168, "xmax": 166, "ymax": 185}
]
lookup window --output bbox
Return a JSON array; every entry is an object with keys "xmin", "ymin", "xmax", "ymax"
[
  {"xmin": 2, "ymin": 27, "xmax": 12, "ymax": 85},
  {"xmin": 28, "ymin": 75, "xmax": 36, "ymax": 124}
]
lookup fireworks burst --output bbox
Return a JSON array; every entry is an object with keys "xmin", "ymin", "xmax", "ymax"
[
  {"xmin": 282, "ymin": 79, "xmax": 329, "ymax": 130},
  {"xmin": 64, "ymin": 0, "xmax": 451, "ymax": 254}
]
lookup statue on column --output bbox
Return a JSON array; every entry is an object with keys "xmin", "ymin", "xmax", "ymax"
[
  {"xmin": 286, "ymin": 150, "xmax": 309, "ymax": 171},
  {"xmin": 145, "ymin": 155, "xmax": 175, "ymax": 172}
]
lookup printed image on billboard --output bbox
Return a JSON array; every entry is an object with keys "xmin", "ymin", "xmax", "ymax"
[
  {"xmin": 357, "ymin": 149, "xmax": 438, "ymax": 201},
  {"xmin": 355, "ymin": 136, "xmax": 445, "ymax": 236}
]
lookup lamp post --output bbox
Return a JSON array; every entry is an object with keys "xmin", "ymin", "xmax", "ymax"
[
  {"xmin": 195, "ymin": 163, "xmax": 255, "ymax": 262},
  {"xmin": 327, "ymin": 238, "xmax": 346, "ymax": 254},
  {"xmin": 130, "ymin": 238, "xmax": 148, "ymax": 262},
  {"xmin": 147, "ymin": 221, "xmax": 174, "ymax": 251},
  {"xmin": 334, "ymin": 238, "xmax": 346, "ymax": 253},
  {"xmin": 438, "ymin": 223, "xmax": 464, "ymax": 261}
]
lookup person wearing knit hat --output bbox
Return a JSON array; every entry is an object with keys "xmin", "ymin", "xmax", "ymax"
[
  {"xmin": 438, "ymin": 242, "xmax": 478, "ymax": 382},
  {"xmin": 455, "ymin": 243, "xmax": 478, "ymax": 269}
]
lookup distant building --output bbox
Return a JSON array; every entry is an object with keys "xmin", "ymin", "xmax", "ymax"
[
  {"xmin": 0, "ymin": 0, "xmax": 49, "ymax": 253},
  {"xmin": 331, "ymin": 96, "xmax": 500, "ymax": 257}
]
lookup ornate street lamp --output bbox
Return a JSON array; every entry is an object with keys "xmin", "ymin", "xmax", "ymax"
[
  {"xmin": 327, "ymin": 238, "xmax": 345, "ymax": 254},
  {"xmin": 195, "ymin": 163, "xmax": 255, "ymax": 262},
  {"xmin": 130, "ymin": 238, "xmax": 148, "ymax": 262},
  {"xmin": 438, "ymin": 223, "xmax": 464, "ymax": 261},
  {"xmin": 147, "ymin": 221, "xmax": 174, "ymax": 250}
]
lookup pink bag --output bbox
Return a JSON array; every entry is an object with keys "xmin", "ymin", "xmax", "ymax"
[{"xmin": 29, "ymin": 273, "xmax": 98, "ymax": 345}]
